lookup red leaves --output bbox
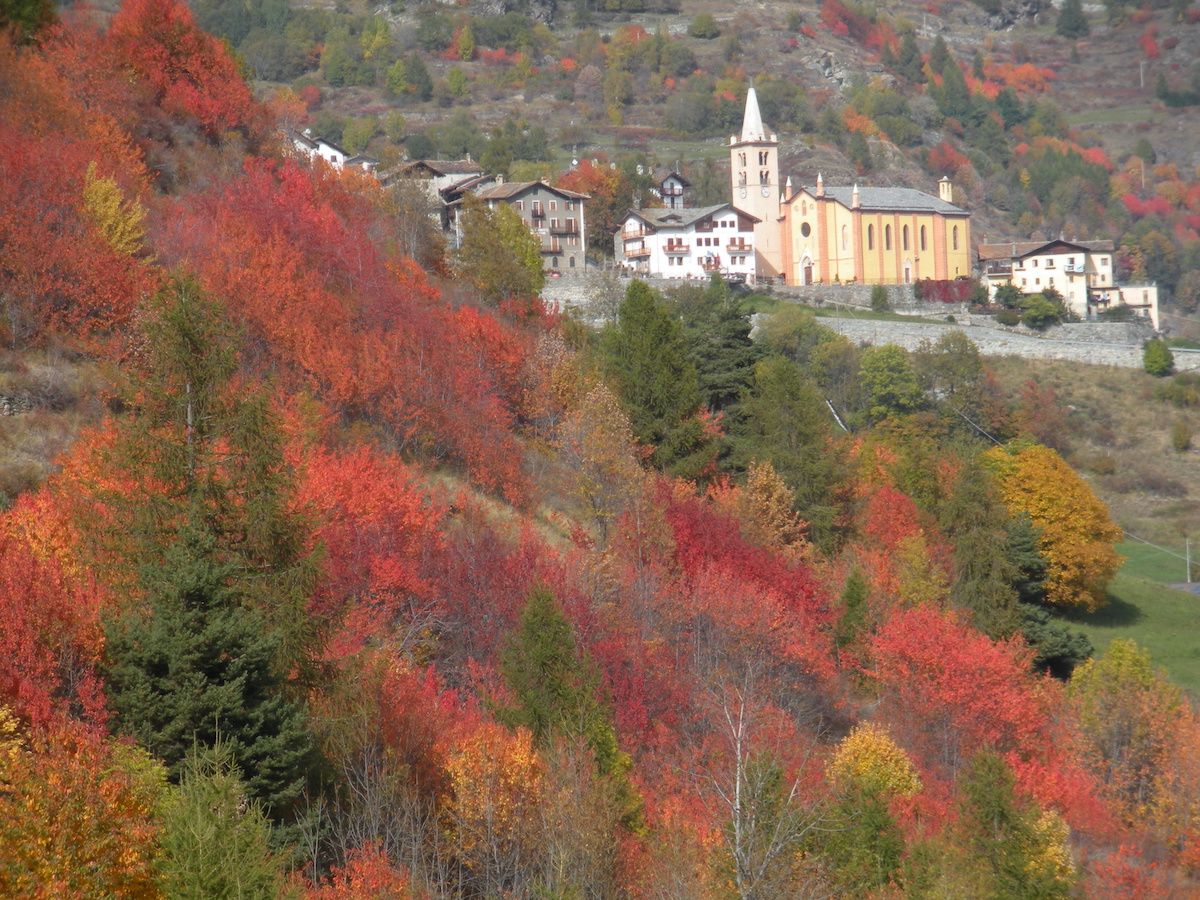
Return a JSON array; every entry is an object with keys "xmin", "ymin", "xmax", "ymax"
[
  {"xmin": 0, "ymin": 503, "xmax": 106, "ymax": 729},
  {"xmin": 868, "ymin": 605, "xmax": 1052, "ymax": 785},
  {"xmin": 105, "ymin": 0, "xmax": 265, "ymax": 138},
  {"xmin": 159, "ymin": 159, "xmax": 533, "ymax": 499}
]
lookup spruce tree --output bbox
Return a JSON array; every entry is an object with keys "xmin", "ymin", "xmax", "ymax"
[
  {"xmin": 1056, "ymin": 0, "xmax": 1090, "ymax": 38},
  {"xmin": 104, "ymin": 525, "xmax": 315, "ymax": 824},
  {"xmin": 600, "ymin": 280, "xmax": 706, "ymax": 474}
]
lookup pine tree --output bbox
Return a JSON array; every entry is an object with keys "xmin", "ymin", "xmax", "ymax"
[
  {"xmin": 1056, "ymin": 0, "xmax": 1090, "ymax": 38},
  {"xmin": 600, "ymin": 280, "xmax": 706, "ymax": 474}
]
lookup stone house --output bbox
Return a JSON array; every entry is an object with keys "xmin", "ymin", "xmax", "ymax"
[{"xmin": 474, "ymin": 180, "xmax": 589, "ymax": 272}]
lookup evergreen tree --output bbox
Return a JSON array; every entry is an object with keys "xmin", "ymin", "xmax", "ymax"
[
  {"xmin": 104, "ymin": 525, "xmax": 316, "ymax": 824},
  {"xmin": 847, "ymin": 131, "xmax": 874, "ymax": 173},
  {"xmin": 895, "ymin": 32, "xmax": 926, "ymax": 84},
  {"xmin": 405, "ymin": 51, "xmax": 433, "ymax": 101},
  {"xmin": 928, "ymin": 35, "xmax": 951, "ymax": 75},
  {"xmin": 160, "ymin": 742, "xmax": 286, "ymax": 900},
  {"xmin": 957, "ymin": 751, "xmax": 1075, "ymax": 900},
  {"xmin": 1056, "ymin": 0, "xmax": 1090, "ymax": 38},
  {"xmin": 497, "ymin": 588, "xmax": 622, "ymax": 776},
  {"xmin": 600, "ymin": 280, "xmax": 707, "ymax": 474},
  {"xmin": 734, "ymin": 355, "xmax": 843, "ymax": 550},
  {"xmin": 669, "ymin": 274, "xmax": 762, "ymax": 426}
]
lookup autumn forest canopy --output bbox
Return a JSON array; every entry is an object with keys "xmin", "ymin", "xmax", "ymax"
[{"xmin": 0, "ymin": 2, "xmax": 1198, "ymax": 899}]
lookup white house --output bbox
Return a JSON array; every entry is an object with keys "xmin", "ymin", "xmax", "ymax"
[
  {"xmin": 978, "ymin": 238, "xmax": 1159, "ymax": 329},
  {"xmin": 615, "ymin": 204, "xmax": 760, "ymax": 283},
  {"xmin": 287, "ymin": 129, "xmax": 378, "ymax": 174}
]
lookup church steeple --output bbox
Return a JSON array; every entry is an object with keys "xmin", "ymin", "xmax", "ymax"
[{"xmin": 740, "ymin": 83, "xmax": 767, "ymax": 142}]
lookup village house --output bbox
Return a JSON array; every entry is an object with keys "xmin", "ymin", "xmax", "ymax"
[
  {"xmin": 390, "ymin": 159, "xmax": 496, "ymax": 237},
  {"xmin": 977, "ymin": 238, "xmax": 1160, "ymax": 329},
  {"xmin": 287, "ymin": 129, "xmax": 378, "ymax": 175},
  {"xmin": 615, "ymin": 205, "xmax": 760, "ymax": 283},
  {"xmin": 474, "ymin": 180, "xmax": 589, "ymax": 272}
]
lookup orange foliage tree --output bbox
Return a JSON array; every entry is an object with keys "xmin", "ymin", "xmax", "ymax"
[{"xmin": 984, "ymin": 443, "xmax": 1123, "ymax": 611}]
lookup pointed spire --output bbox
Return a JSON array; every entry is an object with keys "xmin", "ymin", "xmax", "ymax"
[
  {"xmin": 852, "ymin": 183, "xmax": 860, "ymax": 209},
  {"xmin": 816, "ymin": 172, "xmax": 825, "ymax": 198},
  {"xmin": 740, "ymin": 82, "xmax": 767, "ymax": 142}
]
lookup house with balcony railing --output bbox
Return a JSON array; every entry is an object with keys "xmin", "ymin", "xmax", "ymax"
[
  {"xmin": 977, "ymin": 238, "xmax": 1159, "ymax": 328},
  {"xmin": 614, "ymin": 204, "xmax": 760, "ymax": 282},
  {"xmin": 474, "ymin": 180, "xmax": 590, "ymax": 272}
]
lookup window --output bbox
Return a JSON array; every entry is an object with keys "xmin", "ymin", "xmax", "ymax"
[
  {"xmin": 920, "ymin": 225, "xmax": 927, "ymax": 251},
  {"xmin": 515, "ymin": 201, "xmax": 523, "ymax": 211},
  {"xmin": 801, "ymin": 201, "xmax": 807, "ymax": 214},
  {"xmin": 569, "ymin": 257, "xmax": 575, "ymax": 267},
  {"xmin": 1101, "ymin": 258, "xmax": 1109, "ymax": 267},
  {"xmin": 867, "ymin": 224, "xmax": 874, "ymax": 251},
  {"xmin": 952, "ymin": 226, "xmax": 959, "ymax": 251},
  {"xmin": 566, "ymin": 201, "xmax": 574, "ymax": 211},
  {"xmin": 885, "ymin": 224, "xmax": 892, "ymax": 251},
  {"xmin": 552, "ymin": 257, "xmax": 559, "ymax": 267},
  {"xmin": 801, "ymin": 222, "xmax": 811, "ymax": 238},
  {"xmin": 1022, "ymin": 279, "xmax": 1027, "ymax": 287},
  {"xmin": 760, "ymin": 170, "xmax": 769, "ymax": 185},
  {"xmin": 842, "ymin": 225, "xmax": 849, "ymax": 252},
  {"xmin": 739, "ymin": 153, "xmax": 746, "ymax": 166},
  {"xmin": 903, "ymin": 225, "xmax": 909, "ymax": 251},
  {"xmin": 550, "ymin": 219, "xmax": 558, "ymax": 230},
  {"xmin": 1031, "ymin": 259, "xmax": 1038, "ymax": 268},
  {"xmin": 758, "ymin": 151, "xmax": 769, "ymax": 165}
]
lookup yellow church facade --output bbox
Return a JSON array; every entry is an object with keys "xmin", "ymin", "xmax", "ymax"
[
  {"xmin": 779, "ymin": 177, "xmax": 972, "ymax": 286},
  {"xmin": 730, "ymin": 86, "xmax": 972, "ymax": 287}
]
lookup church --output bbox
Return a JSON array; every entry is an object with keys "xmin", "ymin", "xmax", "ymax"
[{"xmin": 729, "ymin": 85, "xmax": 973, "ymax": 286}]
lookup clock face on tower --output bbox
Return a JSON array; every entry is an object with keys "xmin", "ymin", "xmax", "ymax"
[
  {"xmin": 762, "ymin": 186, "xmax": 771, "ymax": 197},
  {"xmin": 739, "ymin": 187, "xmax": 747, "ymax": 198}
]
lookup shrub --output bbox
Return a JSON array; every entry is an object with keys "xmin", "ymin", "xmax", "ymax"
[
  {"xmin": 996, "ymin": 309, "xmax": 1021, "ymax": 326},
  {"xmin": 871, "ymin": 284, "xmax": 891, "ymax": 312},
  {"xmin": 689, "ymin": 13, "xmax": 720, "ymax": 38},
  {"xmin": 1143, "ymin": 339, "xmax": 1175, "ymax": 376},
  {"xmin": 1172, "ymin": 419, "xmax": 1193, "ymax": 452}
]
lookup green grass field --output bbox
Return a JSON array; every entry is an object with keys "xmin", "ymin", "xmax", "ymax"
[{"xmin": 1065, "ymin": 544, "xmax": 1200, "ymax": 692}]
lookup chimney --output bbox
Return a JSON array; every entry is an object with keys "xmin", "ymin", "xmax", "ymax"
[
  {"xmin": 938, "ymin": 176, "xmax": 953, "ymax": 204},
  {"xmin": 851, "ymin": 183, "xmax": 860, "ymax": 210},
  {"xmin": 495, "ymin": 174, "xmax": 505, "ymax": 185}
]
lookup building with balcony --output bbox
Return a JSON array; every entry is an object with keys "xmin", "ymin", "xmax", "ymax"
[
  {"xmin": 977, "ymin": 238, "xmax": 1159, "ymax": 328},
  {"xmin": 390, "ymin": 159, "xmax": 496, "ymax": 237},
  {"xmin": 474, "ymin": 180, "xmax": 589, "ymax": 271},
  {"xmin": 615, "ymin": 204, "xmax": 760, "ymax": 282},
  {"xmin": 655, "ymin": 171, "xmax": 690, "ymax": 209}
]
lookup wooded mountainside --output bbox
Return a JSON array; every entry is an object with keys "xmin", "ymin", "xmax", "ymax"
[{"xmin": 1, "ymin": 1, "xmax": 1200, "ymax": 898}]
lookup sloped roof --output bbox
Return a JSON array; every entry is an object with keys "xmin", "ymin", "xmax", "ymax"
[
  {"xmin": 621, "ymin": 204, "xmax": 761, "ymax": 229},
  {"xmin": 799, "ymin": 185, "xmax": 967, "ymax": 215},
  {"xmin": 474, "ymin": 181, "xmax": 589, "ymax": 201},
  {"xmin": 404, "ymin": 159, "xmax": 485, "ymax": 176},
  {"xmin": 977, "ymin": 238, "xmax": 1115, "ymax": 261}
]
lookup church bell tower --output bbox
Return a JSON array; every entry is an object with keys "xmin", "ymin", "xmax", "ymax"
[{"xmin": 730, "ymin": 83, "xmax": 782, "ymax": 281}]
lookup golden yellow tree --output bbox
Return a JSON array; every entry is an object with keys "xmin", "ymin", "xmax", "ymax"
[
  {"xmin": 827, "ymin": 722, "xmax": 922, "ymax": 800},
  {"xmin": 82, "ymin": 162, "xmax": 146, "ymax": 257},
  {"xmin": 984, "ymin": 444, "xmax": 1123, "ymax": 611}
]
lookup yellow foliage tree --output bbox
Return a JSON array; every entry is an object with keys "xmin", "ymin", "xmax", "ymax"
[
  {"xmin": 984, "ymin": 444, "xmax": 1123, "ymax": 611},
  {"xmin": 445, "ymin": 722, "xmax": 545, "ymax": 892},
  {"xmin": 827, "ymin": 722, "xmax": 922, "ymax": 799},
  {"xmin": 82, "ymin": 162, "xmax": 146, "ymax": 257}
]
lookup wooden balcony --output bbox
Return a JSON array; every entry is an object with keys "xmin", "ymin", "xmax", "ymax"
[
  {"xmin": 726, "ymin": 241, "xmax": 751, "ymax": 253},
  {"xmin": 625, "ymin": 246, "xmax": 651, "ymax": 259},
  {"xmin": 623, "ymin": 227, "xmax": 651, "ymax": 240},
  {"xmin": 699, "ymin": 258, "xmax": 722, "ymax": 271},
  {"xmin": 550, "ymin": 220, "xmax": 580, "ymax": 235},
  {"xmin": 664, "ymin": 243, "xmax": 690, "ymax": 254},
  {"xmin": 985, "ymin": 262, "xmax": 1013, "ymax": 276},
  {"xmin": 530, "ymin": 204, "xmax": 545, "ymax": 219}
]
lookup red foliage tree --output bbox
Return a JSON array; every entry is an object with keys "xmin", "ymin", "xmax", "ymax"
[
  {"xmin": 105, "ymin": 0, "xmax": 266, "ymax": 138},
  {"xmin": 868, "ymin": 605, "xmax": 1053, "ymax": 786}
]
